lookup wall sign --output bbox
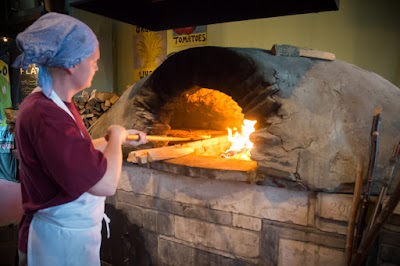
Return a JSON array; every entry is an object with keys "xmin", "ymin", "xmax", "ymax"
[
  {"xmin": 0, "ymin": 58, "xmax": 12, "ymax": 126},
  {"xmin": 133, "ymin": 27, "xmax": 167, "ymax": 82},
  {"xmin": 20, "ymin": 64, "xmax": 39, "ymax": 100},
  {"xmin": 170, "ymin": 25, "xmax": 207, "ymax": 47}
]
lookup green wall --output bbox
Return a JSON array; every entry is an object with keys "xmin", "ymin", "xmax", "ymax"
[{"xmin": 79, "ymin": 0, "xmax": 400, "ymax": 95}]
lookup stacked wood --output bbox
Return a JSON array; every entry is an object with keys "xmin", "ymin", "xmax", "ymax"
[
  {"xmin": 127, "ymin": 146, "xmax": 195, "ymax": 164},
  {"xmin": 126, "ymin": 130, "xmax": 229, "ymax": 164},
  {"xmin": 3, "ymin": 90, "xmax": 119, "ymax": 132},
  {"xmin": 74, "ymin": 89, "xmax": 120, "ymax": 128},
  {"xmin": 4, "ymin": 108, "xmax": 18, "ymax": 134}
]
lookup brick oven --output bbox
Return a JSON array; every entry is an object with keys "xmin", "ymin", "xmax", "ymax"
[{"xmin": 89, "ymin": 46, "xmax": 400, "ymax": 265}]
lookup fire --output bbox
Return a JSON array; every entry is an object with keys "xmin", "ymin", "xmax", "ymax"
[{"xmin": 221, "ymin": 119, "xmax": 257, "ymax": 160}]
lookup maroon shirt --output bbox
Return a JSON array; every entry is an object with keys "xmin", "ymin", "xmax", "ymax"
[{"xmin": 15, "ymin": 92, "xmax": 107, "ymax": 252}]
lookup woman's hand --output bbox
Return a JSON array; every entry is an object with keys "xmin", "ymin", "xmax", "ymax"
[
  {"xmin": 124, "ymin": 129, "xmax": 147, "ymax": 146},
  {"xmin": 106, "ymin": 125, "xmax": 127, "ymax": 144}
]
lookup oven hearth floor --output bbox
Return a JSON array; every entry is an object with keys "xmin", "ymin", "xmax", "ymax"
[{"xmin": 148, "ymin": 154, "xmax": 257, "ymax": 182}]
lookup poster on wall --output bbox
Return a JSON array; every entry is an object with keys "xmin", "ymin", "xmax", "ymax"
[
  {"xmin": 20, "ymin": 64, "xmax": 39, "ymax": 100},
  {"xmin": 133, "ymin": 27, "xmax": 167, "ymax": 82},
  {"xmin": 0, "ymin": 58, "xmax": 12, "ymax": 126},
  {"xmin": 169, "ymin": 25, "xmax": 207, "ymax": 47}
]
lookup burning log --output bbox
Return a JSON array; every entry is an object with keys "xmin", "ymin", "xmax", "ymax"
[
  {"xmin": 74, "ymin": 89, "xmax": 120, "ymax": 129},
  {"xmin": 221, "ymin": 148, "xmax": 249, "ymax": 158},
  {"xmin": 221, "ymin": 119, "xmax": 256, "ymax": 161}
]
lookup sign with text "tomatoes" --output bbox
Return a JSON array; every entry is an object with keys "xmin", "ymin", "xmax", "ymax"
[{"xmin": 171, "ymin": 25, "xmax": 207, "ymax": 47}]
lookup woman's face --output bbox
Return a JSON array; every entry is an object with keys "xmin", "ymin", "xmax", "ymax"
[{"xmin": 72, "ymin": 48, "xmax": 100, "ymax": 91}]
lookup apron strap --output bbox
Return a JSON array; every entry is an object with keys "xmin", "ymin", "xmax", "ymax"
[
  {"xmin": 50, "ymin": 88, "xmax": 111, "ymax": 238},
  {"xmin": 34, "ymin": 87, "xmax": 85, "ymax": 138},
  {"xmin": 35, "ymin": 87, "xmax": 111, "ymax": 239},
  {"xmin": 103, "ymin": 213, "xmax": 111, "ymax": 239}
]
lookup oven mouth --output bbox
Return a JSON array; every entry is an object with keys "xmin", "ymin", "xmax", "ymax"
[
  {"xmin": 124, "ymin": 86, "xmax": 258, "ymax": 182},
  {"xmin": 126, "ymin": 133, "xmax": 258, "ymax": 183}
]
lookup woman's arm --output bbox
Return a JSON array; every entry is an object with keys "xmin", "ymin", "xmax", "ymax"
[
  {"xmin": 88, "ymin": 126, "xmax": 147, "ymax": 196},
  {"xmin": 92, "ymin": 137, "xmax": 107, "ymax": 152},
  {"xmin": 92, "ymin": 129, "xmax": 147, "ymax": 152}
]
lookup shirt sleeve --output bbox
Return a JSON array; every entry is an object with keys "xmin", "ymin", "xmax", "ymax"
[{"xmin": 32, "ymin": 102, "xmax": 107, "ymax": 198}]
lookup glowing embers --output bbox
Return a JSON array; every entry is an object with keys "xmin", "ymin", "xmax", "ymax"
[
  {"xmin": 163, "ymin": 87, "xmax": 244, "ymax": 131},
  {"xmin": 222, "ymin": 119, "xmax": 257, "ymax": 160}
]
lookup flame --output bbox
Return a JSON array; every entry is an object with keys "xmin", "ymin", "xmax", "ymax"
[{"xmin": 221, "ymin": 119, "xmax": 256, "ymax": 160}]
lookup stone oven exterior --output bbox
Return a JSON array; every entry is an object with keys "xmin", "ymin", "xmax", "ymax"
[{"xmin": 89, "ymin": 46, "xmax": 400, "ymax": 265}]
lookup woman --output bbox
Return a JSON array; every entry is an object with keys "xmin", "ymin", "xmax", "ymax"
[{"xmin": 13, "ymin": 12, "xmax": 147, "ymax": 265}]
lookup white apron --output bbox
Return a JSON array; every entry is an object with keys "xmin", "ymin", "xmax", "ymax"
[{"xmin": 27, "ymin": 89, "xmax": 110, "ymax": 266}]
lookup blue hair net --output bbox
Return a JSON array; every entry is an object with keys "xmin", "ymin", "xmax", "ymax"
[{"xmin": 12, "ymin": 12, "xmax": 99, "ymax": 98}]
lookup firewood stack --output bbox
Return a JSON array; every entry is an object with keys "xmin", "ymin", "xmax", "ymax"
[
  {"xmin": 4, "ymin": 90, "xmax": 119, "ymax": 132},
  {"xmin": 4, "ymin": 108, "xmax": 18, "ymax": 134},
  {"xmin": 73, "ymin": 89, "xmax": 120, "ymax": 129}
]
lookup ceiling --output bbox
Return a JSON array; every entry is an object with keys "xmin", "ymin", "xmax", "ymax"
[
  {"xmin": 0, "ymin": 0, "xmax": 340, "ymax": 38},
  {"xmin": 70, "ymin": 0, "xmax": 340, "ymax": 31}
]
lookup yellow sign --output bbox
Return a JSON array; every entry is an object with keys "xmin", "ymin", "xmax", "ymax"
[
  {"xmin": 133, "ymin": 27, "xmax": 167, "ymax": 82},
  {"xmin": 0, "ymin": 60, "xmax": 12, "ymax": 126}
]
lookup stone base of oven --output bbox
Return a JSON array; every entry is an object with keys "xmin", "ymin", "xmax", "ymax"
[{"xmin": 99, "ymin": 163, "xmax": 400, "ymax": 265}]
